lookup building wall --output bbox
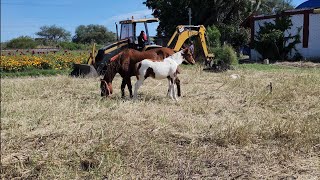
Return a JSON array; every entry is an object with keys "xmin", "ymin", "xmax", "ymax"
[
  {"xmin": 250, "ymin": 13, "xmax": 320, "ymax": 61},
  {"xmin": 286, "ymin": 14, "xmax": 304, "ymax": 59},
  {"xmin": 305, "ymin": 13, "xmax": 320, "ymax": 58}
]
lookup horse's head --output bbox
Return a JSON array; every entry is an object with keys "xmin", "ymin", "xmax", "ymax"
[
  {"xmin": 100, "ymin": 52, "xmax": 125, "ymax": 97},
  {"xmin": 100, "ymin": 79, "xmax": 113, "ymax": 97},
  {"xmin": 181, "ymin": 48, "xmax": 196, "ymax": 65}
]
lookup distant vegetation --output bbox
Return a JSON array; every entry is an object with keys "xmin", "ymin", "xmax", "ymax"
[
  {"xmin": 73, "ymin": 24, "xmax": 116, "ymax": 44},
  {"xmin": 6, "ymin": 36, "xmax": 38, "ymax": 49},
  {"xmin": 3, "ymin": 24, "xmax": 116, "ymax": 50}
]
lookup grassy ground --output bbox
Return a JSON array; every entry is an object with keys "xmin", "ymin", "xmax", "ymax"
[
  {"xmin": 1, "ymin": 64, "xmax": 320, "ymax": 179},
  {"xmin": 1, "ymin": 69, "xmax": 70, "ymax": 78}
]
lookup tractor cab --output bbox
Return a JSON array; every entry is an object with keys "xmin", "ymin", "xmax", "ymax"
[{"xmin": 118, "ymin": 17, "xmax": 161, "ymax": 51}]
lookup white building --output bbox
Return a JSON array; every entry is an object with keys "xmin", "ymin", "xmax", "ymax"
[{"xmin": 242, "ymin": 8, "xmax": 320, "ymax": 61}]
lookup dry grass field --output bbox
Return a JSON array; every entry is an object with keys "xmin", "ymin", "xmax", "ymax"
[{"xmin": 1, "ymin": 64, "xmax": 320, "ymax": 179}]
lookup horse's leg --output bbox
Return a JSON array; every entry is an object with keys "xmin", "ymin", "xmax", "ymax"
[
  {"xmin": 171, "ymin": 77, "xmax": 177, "ymax": 101},
  {"xmin": 126, "ymin": 77, "xmax": 133, "ymax": 98},
  {"xmin": 134, "ymin": 78, "xmax": 144, "ymax": 99},
  {"xmin": 168, "ymin": 77, "xmax": 175, "ymax": 100},
  {"xmin": 175, "ymin": 77, "xmax": 181, "ymax": 97},
  {"xmin": 167, "ymin": 77, "xmax": 172, "ymax": 97},
  {"xmin": 121, "ymin": 78, "xmax": 126, "ymax": 98}
]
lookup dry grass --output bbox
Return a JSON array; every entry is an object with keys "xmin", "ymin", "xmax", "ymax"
[{"xmin": 1, "ymin": 64, "xmax": 320, "ymax": 179}]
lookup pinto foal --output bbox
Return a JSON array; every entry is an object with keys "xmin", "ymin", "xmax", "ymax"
[
  {"xmin": 100, "ymin": 48, "xmax": 182, "ymax": 98},
  {"xmin": 134, "ymin": 48, "xmax": 195, "ymax": 101}
]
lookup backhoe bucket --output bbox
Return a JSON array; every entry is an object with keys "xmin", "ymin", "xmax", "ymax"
[{"xmin": 70, "ymin": 64, "xmax": 99, "ymax": 77}]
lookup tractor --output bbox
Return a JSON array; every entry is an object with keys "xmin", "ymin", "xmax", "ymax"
[{"xmin": 70, "ymin": 17, "xmax": 214, "ymax": 77}]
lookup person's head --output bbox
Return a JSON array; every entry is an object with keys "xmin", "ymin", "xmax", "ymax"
[{"xmin": 140, "ymin": 31, "xmax": 145, "ymax": 35}]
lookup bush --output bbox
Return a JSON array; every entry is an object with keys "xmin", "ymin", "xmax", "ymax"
[
  {"xmin": 254, "ymin": 15, "xmax": 301, "ymax": 61},
  {"xmin": 207, "ymin": 25, "xmax": 221, "ymax": 48},
  {"xmin": 212, "ymin": 44, "xmax": 238, "ymax": 66},
  {"xmin": 6, "ymin": 36, "xmax": 38, "ymax": 49},
  {"xmin": 58, "ymin": 42, "xmax": 89, "ymax": 50}
]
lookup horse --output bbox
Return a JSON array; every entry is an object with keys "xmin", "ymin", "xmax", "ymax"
[
  {"xmin": 134, "ymin": 48, "xmax": 195, "ymax": 101},
  {"xmin": 100, "ymin": 47, "xmax": 182, "ymax": 98}
]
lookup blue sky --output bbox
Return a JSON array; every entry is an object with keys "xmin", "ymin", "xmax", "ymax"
[{"xmin": 1, "ymin": 0, "xmax": 306, "ymax": 42}]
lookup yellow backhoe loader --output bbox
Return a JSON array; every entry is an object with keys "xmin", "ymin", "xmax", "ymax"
[{"xmin": 70, "ymin": 18, "xmax": 214, "ymax": 77}]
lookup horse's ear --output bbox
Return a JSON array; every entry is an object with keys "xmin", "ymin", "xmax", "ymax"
[{"xmin": 183, "ymin": 48, "xmax": 190, "ymax": 54}]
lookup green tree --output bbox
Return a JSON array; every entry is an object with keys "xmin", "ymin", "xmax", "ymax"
[
  {"xmin": 218, "ymin": 24, "xmax": 250, "ymax": 51},
  {"xmin": 36, "ymin": 25, "xmax": 71, "ymax": 42},
  {"xmin": 206, "ymin": 25, "xmax": 221, "ymax": 48},
  {"xmin": 6, "ymin": 36, "xmax": 37, "ymax": 49},
  {"xmin": 254, "ymin": 15, "xmax": 301, "ymax": 61},
  {"xmin": 72, "ymin": 25, "xmax": 116, "ymax": 44},
  {"xmin": 252, "ymin": 0, "xmax": 293, "ymax": 14},
  {"xmin": 143, "ymin": 0, "xmax": 293, "ymax": 36}
]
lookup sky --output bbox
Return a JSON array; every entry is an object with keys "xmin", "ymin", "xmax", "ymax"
[{"xmin": 1, "ymin": 0, "xmax": 307, "ymax": 42}]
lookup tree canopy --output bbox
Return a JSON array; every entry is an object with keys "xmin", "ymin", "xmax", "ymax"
[
  {"xmin": 6, "ymin": 36, "xmax": 37, "ymax": 49},
  {"xmin": 72, "ymin": 25, "xmax": 116, "ymax": 44},
  {"xmin": 36, "ymin": 25, "xmax": 71, "ymax": 42},
  {"xmin": 144, "ymin": 0, "xmax": 293, "ymax": 36}
]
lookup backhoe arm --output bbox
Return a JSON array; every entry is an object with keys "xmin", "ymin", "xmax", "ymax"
[{"xmin": 167, "ymin": 25, "xmax": 213, "ymax": 60}]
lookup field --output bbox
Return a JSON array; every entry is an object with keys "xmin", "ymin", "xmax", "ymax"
[{"xmin": 1, "ymin": 64, "xmax": 320, "ymax": 179}]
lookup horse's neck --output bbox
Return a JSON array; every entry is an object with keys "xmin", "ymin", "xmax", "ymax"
[
  {"xmin": 168, "ymin": 52, "xmax": 183, "ymax": 65},
  {"xmin": 104, "ymin": 61, "xmax": 119, "ymax": 82}
]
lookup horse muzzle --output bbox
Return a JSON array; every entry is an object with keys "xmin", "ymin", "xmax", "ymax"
[{"xmin": 100, "ymin": 80, "xmax": 113, "ymax": 97}]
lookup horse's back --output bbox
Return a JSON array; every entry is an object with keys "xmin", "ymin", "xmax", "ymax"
[{"xmin": 139, "ymin": 59, "xmax": 175, "ymax": 79}]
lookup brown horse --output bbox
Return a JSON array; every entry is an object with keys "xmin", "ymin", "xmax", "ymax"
[{"xmin": 100, "ymin": 47, "xmax": 181, "ymax": 98}]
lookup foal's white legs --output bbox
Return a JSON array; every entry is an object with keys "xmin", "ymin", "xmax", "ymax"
[
  {"xmin": 133, "ymin": 78, "xmax": 144, "ymax": 99},
  {"xmin": 167, "ymin": 77, "xmax": 177, "ymax": 101},
  {"xmin": 171, "ymin": 79, "xmax": 177, "ymax": 101}
]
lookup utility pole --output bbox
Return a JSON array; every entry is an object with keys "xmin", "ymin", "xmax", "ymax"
[{"xmin": 188, "ymin": 8, "xmax": 192, "ymax": 26}]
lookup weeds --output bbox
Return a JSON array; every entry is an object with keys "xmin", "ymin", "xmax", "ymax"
[{"xmin": 1, "ymin": 65, "xmax": 319, "ymax": 179}]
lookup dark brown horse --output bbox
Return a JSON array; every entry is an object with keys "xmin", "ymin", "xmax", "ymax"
[{"xmin": 100, "ymin": 47, "xmax": 181, "ymax": 98}]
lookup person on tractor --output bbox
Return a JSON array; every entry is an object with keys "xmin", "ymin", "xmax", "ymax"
[{"xmin": 138, "ymin": 30, "xmax": 147, "ymax": 50}]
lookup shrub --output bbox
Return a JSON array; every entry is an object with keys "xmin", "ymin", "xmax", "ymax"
[
  {"xmin": 254, "ymin": 15, "xmax": 301, "ymax": 61},
  {"xmin": 58, "ymin": 42, "xmax": 88, "ymax": 50},
  {"xmin": 207, "ymin": 25, "xmax": 221, "ymax": 48},
  {"xmin": 6, "ymin": 36, "xmax": 38, "ymax": 49},
  {"xmin": 212, "ymin": 44, "xmax": 238, "ymax": 66}
]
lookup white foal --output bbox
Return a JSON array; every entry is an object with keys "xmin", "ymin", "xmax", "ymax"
[{"xmin": 134, "ymin": 48, "xmax": 195, "ymax": 101}]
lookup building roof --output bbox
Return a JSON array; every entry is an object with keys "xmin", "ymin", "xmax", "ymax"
[{"xmin": 296, "ymin": 0, "xmax": 320, "ymax": 9}]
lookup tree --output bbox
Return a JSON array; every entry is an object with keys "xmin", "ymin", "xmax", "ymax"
[
  {"xmin": 206, "ymin": 25, "xmax": 221, "ymax": 48},
  {"xmin": 6, "ymin": 36, "xmax": 37, "ymax": 49},
  {"xmin": 144, "ymin": 0, "xmax": 253, "ymax": 36},
  {"xmin": 72, "ymin": 25, "xmax": 116, "ymax": 44},
  {"xmin": 36, "ymin": 25, "xmax": 71, "ymax": 42},
  {"xmin": 252, "ymin": 0, "xmax": 293, "ymax": 14},
  {"xmin": 143, "ymin": 0, "xmax": 293, "ymax": 36},
  {"xmin": 254, "ymin": 15, "xmax": 301, "ymax": 61}
]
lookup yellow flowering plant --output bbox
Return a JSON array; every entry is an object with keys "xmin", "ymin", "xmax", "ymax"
[{"xmin": 1, "ymin": 51, "xmax": 88, "ymax": 72}]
